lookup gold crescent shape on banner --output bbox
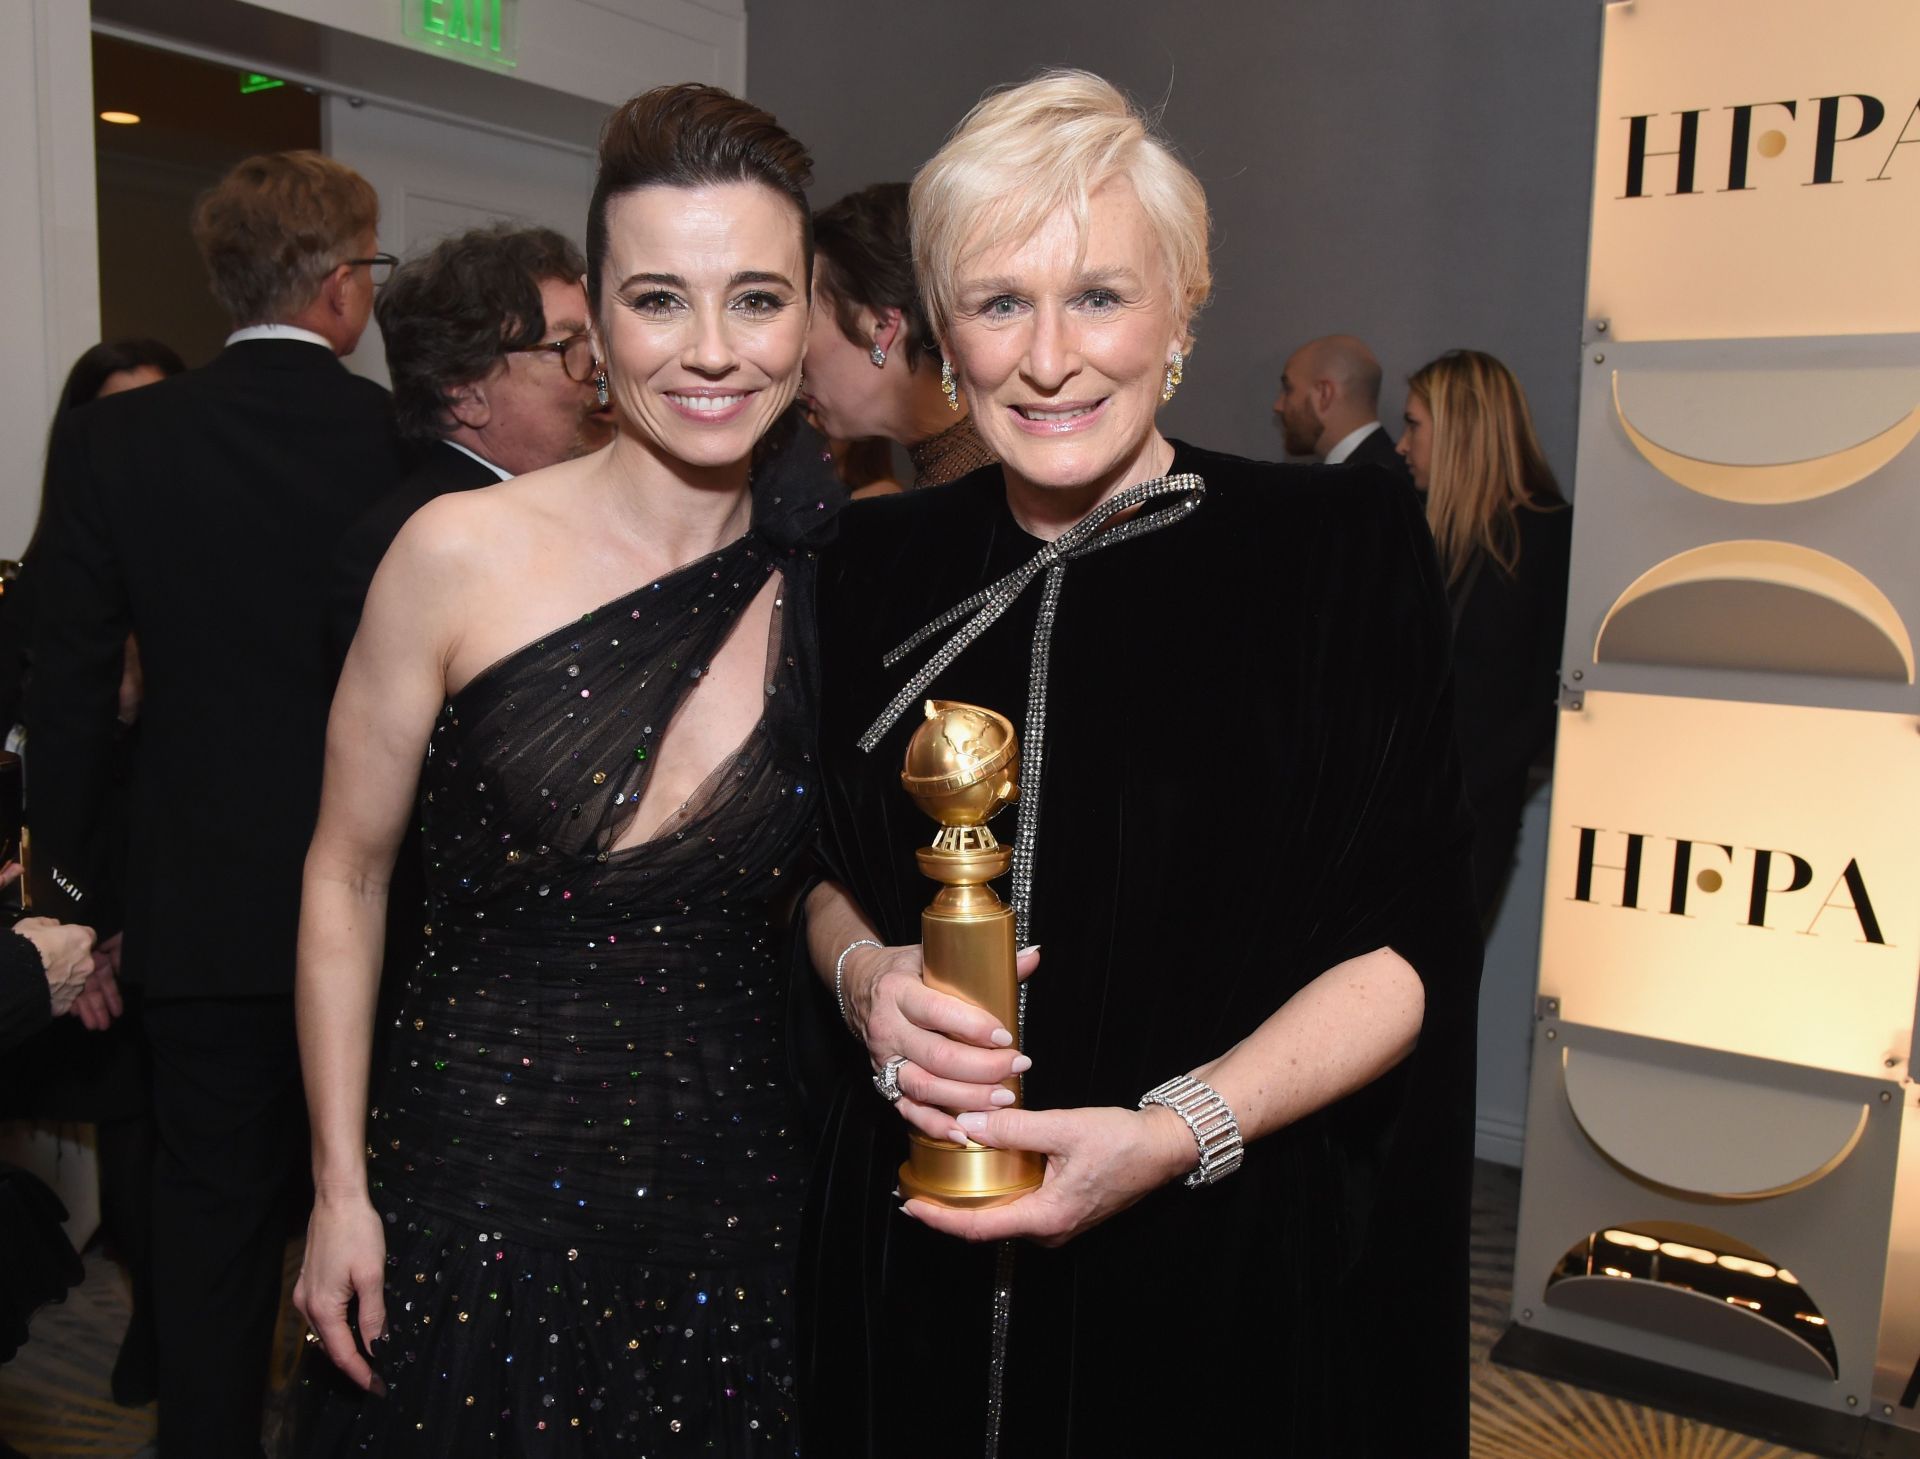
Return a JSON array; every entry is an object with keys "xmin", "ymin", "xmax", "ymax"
[
  {"xmin": 1596, "ymin": 539, "xmax": 1915, "ymax": 683},
  {"xmin": 1560, "ymin": 1044, "xmax": 1873, "ymax": 1201},
  {"xmin": 1612, "ymin": 371, "xmax": 1920, "ymax": 504}
]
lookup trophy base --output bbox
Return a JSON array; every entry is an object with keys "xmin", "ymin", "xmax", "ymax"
[{"xmin": 898, "ymin": 1134, "xmax": 1043, "ymax": 1209}]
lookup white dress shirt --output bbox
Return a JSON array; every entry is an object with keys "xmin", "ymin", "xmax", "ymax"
[
  {"xmin": 1323, "ymin": 421, "xmax": 1384, "ymax": 465},
  {"xmin": 443, "ymin": 439, "xmax": 514, "ymax": 482},
  {"xmin": 224, "ymin": 323, "xmax": 335, "ymax": 350}
]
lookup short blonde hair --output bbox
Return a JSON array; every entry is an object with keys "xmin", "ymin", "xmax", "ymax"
[
  {"xmin": 191, "ymin": 151, "xmax": 379, "ymax": 326},
  {"xmin": 910, "ymin": 70, "xmax": 1212, "ymax": 343}
]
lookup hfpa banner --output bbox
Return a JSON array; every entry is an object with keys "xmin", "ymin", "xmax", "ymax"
[{"xmin": 1540, "ymin": 690, "xmax": 1918, "ymax": 1081}]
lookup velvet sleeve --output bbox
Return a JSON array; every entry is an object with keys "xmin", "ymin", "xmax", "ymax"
[
  {"xmin": 1287, "ymin": 468, "xmax": 1479, "ymax": 1013},
  {"xmin": 1268, "ymin": 470, "xmax": 1480, "ymax": 1455},
  {"xmin": 802, "ymin": 495, "xmax": 928, "ymax": 938}
]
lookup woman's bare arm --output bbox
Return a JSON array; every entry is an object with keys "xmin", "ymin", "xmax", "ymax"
[
  {"xmin": 292, "ymin": 505, "xmax": 466, "ymax": 1387},
  {"xmin": 909, "ymin": 946, "xmax": 1425, "ymax": 1246}
]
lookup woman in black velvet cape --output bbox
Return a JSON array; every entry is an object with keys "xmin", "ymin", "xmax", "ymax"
[{"xmin": 794, "ymin": 72, "xmax": 1481, "ymax": 1458}]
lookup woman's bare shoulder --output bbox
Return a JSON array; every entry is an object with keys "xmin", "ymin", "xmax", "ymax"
[{"xmin": 390, "ymin": 462, "xmax": 583, "ymax": 582}]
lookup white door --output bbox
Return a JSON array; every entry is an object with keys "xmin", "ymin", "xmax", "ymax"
[{"xmin": 323, "ymin": 96, "xmax": 598, "ymax": 386}]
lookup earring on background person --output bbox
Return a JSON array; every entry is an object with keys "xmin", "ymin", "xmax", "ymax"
[
  {"xmin": 594, "ymin": 367, "xmax": 610, "ymax": 408},
  {"xmin": 869, "ymin": 344, "xmax": 887, "ymax": 368},
  {"xmin": 1162, "ymin": 350, "xmax": 1185, "ymax": 404},
  {"xmin": 940, "ymin": 358, "xmax": 959, "ymax": 411}
]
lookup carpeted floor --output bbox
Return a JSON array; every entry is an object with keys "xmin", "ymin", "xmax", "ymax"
[
  {"xmin": 0, "ymin": 1162, "xmax": 1821, "ymax": 1458},
  {"xmin": 1466, "ymin": 1163, "xmax": 1816, "ymax": 1459}
]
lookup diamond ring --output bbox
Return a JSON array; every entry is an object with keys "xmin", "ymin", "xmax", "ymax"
[{"xmin": 872, "ymin": 1053, "xmax": 909, "ymax": 1104}]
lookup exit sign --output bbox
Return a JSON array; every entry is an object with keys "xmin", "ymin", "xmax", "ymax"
[{"xmin": 403, "ymin": 0, "xmax": 517, "ymax": 69}]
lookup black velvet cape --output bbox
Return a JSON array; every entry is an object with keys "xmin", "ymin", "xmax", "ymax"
[{"xmin": 794, "ymin": 442, "xmax": 1482, "ymax": 1458}]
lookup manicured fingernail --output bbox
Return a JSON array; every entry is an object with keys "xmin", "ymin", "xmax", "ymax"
[
  {"xmin": 369, "ymin": 1376, "xmax": 388, "ymax": 1398},
  {"xmin": 990, "ymin": 1088, "xmax": 1016, "ymax": 1106},
  {"xmin": 957, "ymin": 1111, "xmax": 989, "ymax": 1133},
  {"xmin": 989, "ymin": 1028, "xmax": 1013, "ymax": 1047},
  {"xmin": 947, "ymin": 1128, "xmax": 969, "ymax": 1145},
  {"xmin": 1018, "ymin": 944, "xmax": 1040, "ymax": 956},
  {"xmin": 1009, "ymin": 1054, "xmax": 1032, "ymax": 1074}
]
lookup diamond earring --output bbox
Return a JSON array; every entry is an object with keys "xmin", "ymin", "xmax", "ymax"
[
  {"xmin": 869, "ymin": 344, "xmax": 888, "ymax": 368},
  {"xmin": 594, "ymin": 368, "xmax": 610, "ymax": 408},
  {"xmin": 940, "ymin": 358, "xmax": 959, "ymax": 411},
  {"xmin": 1161, "ymin": 350, "xmax": 1185, "ymax": 404}
]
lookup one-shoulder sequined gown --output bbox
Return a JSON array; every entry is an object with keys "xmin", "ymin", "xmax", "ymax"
[{"xmin": 302, "ymin": 525, "xmax": 817, "ymax": 1456}]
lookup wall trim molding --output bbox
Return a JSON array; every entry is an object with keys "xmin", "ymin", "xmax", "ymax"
[
  {"xmin": 91, "ymin": 18, "xmax": 596, "ymax": 160},
  {"xmin": 1477, "ymin": 1112, "xmax": 1526, "ymax": 1168}
]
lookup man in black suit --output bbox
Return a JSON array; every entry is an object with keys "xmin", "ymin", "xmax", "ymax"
[
  {"xmin": 28, "ymin": 151, "xmax": 408, "ymax": 1458},
  {"xmin": 329, "ymin": 225, "xmax": 610, "ymax": 1037},
  {"xmin": 329, "ymin": 224, "xmax": 609, "ymax": 659},
  {"xmin": 1273, "ymin": 334, "xmax": 1413, "ymax": 480}
]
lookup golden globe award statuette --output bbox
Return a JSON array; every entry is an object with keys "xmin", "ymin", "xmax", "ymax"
[{"xmin": 897, "ymin": 700, "xmax": 1044, "ymax": 1208}]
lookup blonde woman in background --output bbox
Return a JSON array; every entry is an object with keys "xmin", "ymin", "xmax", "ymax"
[{"xmin": 1399, "ymin": 348, "xmax": 1572, "ymax": 924}]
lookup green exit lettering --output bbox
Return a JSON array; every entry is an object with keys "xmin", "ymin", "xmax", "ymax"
[{"xmin": 417, "ymin": 0, "xmax": 513, "ymax": 62}]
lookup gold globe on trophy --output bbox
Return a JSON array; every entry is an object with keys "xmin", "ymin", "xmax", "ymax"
[{"xmin": 896, "ymin": 700, "xmax": 1044, "ymax": 1207}]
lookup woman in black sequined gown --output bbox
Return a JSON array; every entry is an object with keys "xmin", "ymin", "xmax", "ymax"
[{"xmin": 292, "ymin": 86, "xmax": 820, "ymax": 1456}]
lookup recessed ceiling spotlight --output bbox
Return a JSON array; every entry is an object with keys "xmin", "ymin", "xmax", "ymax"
[{"xmin": 99, "ymin": 110, "xmax": 141, "ymax": 125}]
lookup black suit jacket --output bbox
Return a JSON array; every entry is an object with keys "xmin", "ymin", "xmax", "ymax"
[
  {"xmin": 330, "ymin": 440, "xmax": 501, "ymax": 665},
  {"xmin": 28, "ymin": 340, "xmax": 409, "ymax": 999},
  {"xmin": 1451, "ymin": 502, "xmax": 1574, "ymax": 807},
  {"xmin": 1342, "ymin": 423, "xmax": 1414, "ymax": 483}
]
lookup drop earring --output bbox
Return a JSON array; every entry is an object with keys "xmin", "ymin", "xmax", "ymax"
[
  {"xmin": 940, "ymin": 358, "xmax": 959, "ymax": 411},
  {"xmin": 594, "ymin": 367, "xmax": 610, "ymax": 408},
  {"xmin": 1161, "ymin": 350, "xmax": 1185, "ymax": 404},
  {"xmin": 869, "ymin": 344, "xmax": 888, "ymax": 368}
]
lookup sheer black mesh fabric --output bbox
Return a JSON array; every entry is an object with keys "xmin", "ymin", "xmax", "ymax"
[{"xmin": 300, "ymin": 526, "xmax": 816, "ymax": 1456}]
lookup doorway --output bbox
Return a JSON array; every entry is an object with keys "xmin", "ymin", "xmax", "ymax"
[{"xmin": 92, "ymin": 34, "xmax": 321, "ymax": 367}]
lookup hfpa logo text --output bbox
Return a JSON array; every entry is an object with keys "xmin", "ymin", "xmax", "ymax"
[
  {"xmin": 1621, "ymin": 94, "xmax": 1919, "ymax": 196},
  {"xmin": 1569, "ymin": 827, "xmax": 1888, "ymax": 945}
]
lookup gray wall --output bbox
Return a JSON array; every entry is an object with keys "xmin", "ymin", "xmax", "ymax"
[{"xmin": 745, "ymin": 0, "xmax": 1601, "ymax": 486}]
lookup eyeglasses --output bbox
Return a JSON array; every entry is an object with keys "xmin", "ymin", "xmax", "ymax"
[
  {"xmin": 344, "ymin": 253, "xmax": 399, "ymax": 287},
  {"xmin": 506, "ymin": 332, "xmax": 598, "ymax": 384}
]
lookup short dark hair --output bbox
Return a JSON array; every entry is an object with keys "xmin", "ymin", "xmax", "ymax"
[
  {"xmin": 813, "ymin": 183, "xmax": 932, "ymax": 372},
  {"xmin": 585, "ymin": 84, "xmax": 812, "ymax": 315},
  {"xmin": 376, "ymin": 224, "xmax": 587, "ymax": 443},
  {"xmin": 191, "ymin": 151, "xmax": 379, "ymax": 325},
  {"xmin": 56, "ymin": 338, "xmax": 187, "ymax": 416}
]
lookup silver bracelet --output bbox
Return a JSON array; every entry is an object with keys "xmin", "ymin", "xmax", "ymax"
[
  {"xmin": 834, "ymin": 938, "xmax": 882, "ymax": 1034},
  {"xmin": 1138, "ymin": 1074, "xmax": 1244, "ymax": 1188}
]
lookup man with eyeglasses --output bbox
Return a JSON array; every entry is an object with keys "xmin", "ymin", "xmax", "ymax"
[
  {"xmin": 326, "ymin": 225, "xmax": 610, "ymax": 1051},
  {"xmin": 27, "ymin": 150, "xmax": 409, "ymax": 1457},
  {"xmin": 330, "ymin": 224, "xmax": 610, "ymax": 662}
]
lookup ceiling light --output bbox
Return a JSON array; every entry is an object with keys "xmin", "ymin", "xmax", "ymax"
[{"xmin": 99, "ymin": 110, "xmax": 141, "ymax": 125}]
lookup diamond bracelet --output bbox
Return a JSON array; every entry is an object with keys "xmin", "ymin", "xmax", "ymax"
[
  {"xmin": 1138, "ymin": 1074, "xmax": 1244, "ymax": 1188},
  {"xmin": 834, "ymin": 938, "xmax": 882, "ymax": 1034}
]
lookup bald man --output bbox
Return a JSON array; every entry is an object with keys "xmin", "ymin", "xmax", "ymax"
[{"xmin": 1273, "ymin": 334, "xmax": 1410, "ymax": 479}]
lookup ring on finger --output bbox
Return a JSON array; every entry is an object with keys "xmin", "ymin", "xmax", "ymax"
[{"xmin": 872, "ymin": 1053, "xmax": 909, "ymax": 1105}]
